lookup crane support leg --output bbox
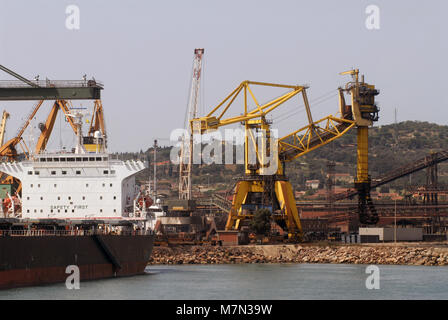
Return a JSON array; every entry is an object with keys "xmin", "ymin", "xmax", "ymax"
[
  {"xmin": 355, "ymin": 126, "xmax": 378, "ymax": 224},
  {"xmin": 225, "ymin": 181, "xmax": 252, "ymax": 231},
  {"xmin": 357, "ymin": 126, "xmax": 369, "ymax": 182},
  {"xmin": 274, "ymin": 180, "xmax": 303, "ymax": 240}
]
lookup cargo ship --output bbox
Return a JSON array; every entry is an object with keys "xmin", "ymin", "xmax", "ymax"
[{"xmin": 0, "ymin": 112, "xmax": 155, "ymax": 290}]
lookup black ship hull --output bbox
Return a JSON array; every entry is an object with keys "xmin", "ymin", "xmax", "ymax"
[{"xmin": 0, "ymin": 233, "xmax": 154, "ymax": 290}]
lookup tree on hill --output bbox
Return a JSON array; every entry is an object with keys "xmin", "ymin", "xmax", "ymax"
[{"xmin": 250, "ymin": 208, "xmax": 272, "ymax": 236}]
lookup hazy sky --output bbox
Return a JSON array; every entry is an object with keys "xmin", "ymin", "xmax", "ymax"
[{"xmin": 0, "ymin": 0, "xmax": 446, "ymax": 152}]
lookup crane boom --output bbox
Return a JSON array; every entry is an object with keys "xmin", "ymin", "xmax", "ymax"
[
  {"xmin": 88, "ymin": 99, "xmax": 107, "ymax": 147},
  {"xmin": 0, "ymin": 111, "xmax": 9, "ymax": 146},
  {"xmin": 0, "ymin": 64, "xmax": 39, "ymax": 88},
  {"xmin": 0, "ymin": 100, "xmax": 44, "ymax": 160},
  {"xmin": 278, "ymin": 115, "xmax": 355, "ymax": 162},
  {"xmin": 179, "ymin": 48, "xmax": 204, "ymax": 200},
  {"xmin": 34, "ymin": 100, "xmax": 78, "ymax": 154}
]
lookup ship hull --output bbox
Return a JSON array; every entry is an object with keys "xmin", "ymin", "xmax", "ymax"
[{"xmin": 0, "ymin": 234, "xmax": 154, "ymax": 290}]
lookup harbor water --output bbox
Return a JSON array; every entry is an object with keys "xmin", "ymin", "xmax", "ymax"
[{"xmin": 1, "ymin": 263, "xmax": 448, "ymax": 300}]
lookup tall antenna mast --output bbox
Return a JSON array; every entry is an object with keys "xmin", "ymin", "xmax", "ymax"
[
  {"xmin": 179, "ymin": 48, "xmax": 204, "ymax": 200},
  {"xmin": 153, "ymin": 139, "xmax": 158, "ymax": 201}
]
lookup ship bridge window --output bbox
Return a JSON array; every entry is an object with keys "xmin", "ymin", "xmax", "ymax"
[
  {"xmin": 53, "ymin": 158, "xmax": 59, "ymax": 162},
  {"xmin": 111, "ymin": 170, "xmax": 115, "ymax": 174},
  {"xmin": 34, "ymin": 171, "xmax": 40, "ymax": 175},
  {"xmin": 67, "ymin": 158, "xmax": 75, "ymax": 162},
  {"xmin": 62, "ymin": 171, "xmax": 67, "ymax": 175},
  {"xmin": 103, "ymin": 157, "xmax": 108, "ymax": 161},
  {"xmin": 60, "ymin": 158, "xmax": 66, "ymax": 162},
  {"xmin": 76, "ymin": 158, "xmax": 82, "ymax": 162},
  {"xmin": 28, "ymin": 171, "xmax": 32, "ymax": 175},
  {"xmin": 51, "ymin": 171, "xmax": 56, "ymax": 175},
  {"xmin": 82, "ymin": 157, "xmax": 88, "ymax": 162},
  {"xmin": 47, "ymin": 158, "xmax": 52, "ymax": 162},
  {"xmin": 40, "ymin": 158, "xmax": 46, "ymax": 162},
  {"xmin": 89, "ymin": 157, "xmax": 95, "ymax": 161},
  {"xmin": 76, "ymin": 170, "xmax": 81, "ymax": 175},
  {"xmin": 103, "ymin": 170, "xmax": 109, "ymax": 174},
  {"xmin": 96, "ymin": 157, "xmax": 102, "ymax": 161}
]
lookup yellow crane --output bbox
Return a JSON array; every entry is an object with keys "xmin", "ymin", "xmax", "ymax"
[
  {"xmin": 0, "ymin": 100, "xmax": 45, "ymax": 194},
  {"xmin": 191, "ymin": 69, "xmax": 379, "ymax": 240},
  {"xmin": 86, "ymin": 99, "xmax": 107, "ymax": 151},
  {"xmin": 0, "ymin": 111, "xmax": 9, "ymax": 146},
  {"xmin": 0, "ymin": 100, "xmax": 80, "ymax": 195},
  {"xmin": 35, "ymin": 100, "xmax": 78, "ymax": 154},
  {"xmin": 0, "ymin": 100, "xmax": 44, "ymax": 160}
]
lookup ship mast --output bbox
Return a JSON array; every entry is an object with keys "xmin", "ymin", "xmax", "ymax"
[
  {"xmin": 153, "ymin": 139, "xmax": 158, "ymax": 201},
  {"xmin": 70, "ymin": 112, "xmax": 86, "ymax": 154}
]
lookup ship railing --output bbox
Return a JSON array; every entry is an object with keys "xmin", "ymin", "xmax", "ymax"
[
  {"xmin": 0, "ymin": 79, "xmax": 104, "ymax": 88},
  {"xmin": 0, "ymin": 229, "xmax": 153, "ymax": 237}
]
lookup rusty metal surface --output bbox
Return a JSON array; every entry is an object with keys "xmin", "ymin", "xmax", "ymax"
[{"xmin": 0, "ymin": 234, "xmax": 153, "ymax": 289}]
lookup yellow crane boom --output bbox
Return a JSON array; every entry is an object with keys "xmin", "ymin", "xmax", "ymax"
[
  {"xmin": 35, "ymin": 100, "xmax": 78, "ymax": 154},
  {"xmin": 0, "ymin": 100, "xmax": 44, "ymax": 160},
  {"xmin": 0, "ymin": 110, "xmax": 9, "ymax": 147},
  {"xmin": 87, "ymin": 99, "xmax": 107, "ymax": 147}
]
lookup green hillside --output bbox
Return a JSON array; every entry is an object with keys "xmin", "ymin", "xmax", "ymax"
[{"xmin": 122, "ymin": 121, "xmax": 448, "ymax": 196}]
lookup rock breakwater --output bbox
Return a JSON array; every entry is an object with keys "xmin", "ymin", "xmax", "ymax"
[{"xmin": 148, "ymin": 244, "xmax": 448, "ymax": 266}]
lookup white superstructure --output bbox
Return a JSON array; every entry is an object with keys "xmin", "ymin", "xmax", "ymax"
[
  {"xmin": 0, "ymin": 153, "xmax": 147, "ymax": 220},
  {"xmin": 146, "ymin": 199, "xmax": 166, "ymax": 230}
]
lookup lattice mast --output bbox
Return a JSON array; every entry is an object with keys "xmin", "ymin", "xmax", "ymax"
[{"xmin": 179, "ymin": 48, "xmax": 204, "ymax": 200}]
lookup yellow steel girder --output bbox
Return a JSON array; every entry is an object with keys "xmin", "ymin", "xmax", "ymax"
[
  {"xmin": 191, "ymin": 81, "xmax": 307, "ymax": 134},
  {"xmin": 34, "ymin": 100, "xmax": 78, "ymax": 154},
  {"xmin": 278, "ymin": 115, "xmax": 355, "ymax": 162},
  {"xmin": 275, "ymin": 180, "xmax": 302, "ymax": 237}
]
